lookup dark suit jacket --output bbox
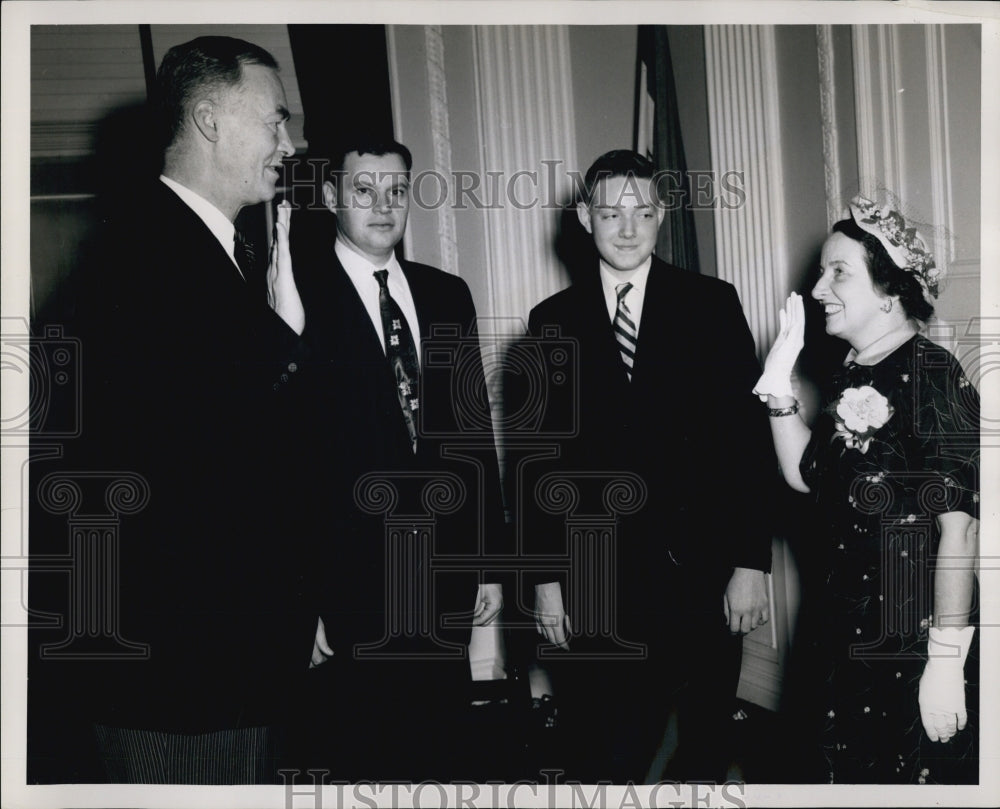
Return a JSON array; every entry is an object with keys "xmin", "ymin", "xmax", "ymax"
[
  {"xmin": 510, "ymin": 256, "xmax": 774, "ymax": 619},
  {"xmin": 291, "ymin": 240, "xmax": 505, "ymax": 660},
  {"xmin": 69, "ymin": 180, "xmax": 316, "ymax": 732}
]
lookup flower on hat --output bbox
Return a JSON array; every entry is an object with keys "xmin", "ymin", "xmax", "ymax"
[{"xmin": 849, "ymin": 196, "xmax": 939, "ymax": 302}]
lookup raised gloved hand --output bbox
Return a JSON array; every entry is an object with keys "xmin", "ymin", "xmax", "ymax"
[
  {"xmin": 753, "ymin": 292, "xmax": 805, "ymax": 401},
  {"xmin": 267, "ymin": 200, "xmax": 305, "ymax": 335},
  {"xmin": 918, "ymin": 625, "xmax": 975, "ymax": 743}
]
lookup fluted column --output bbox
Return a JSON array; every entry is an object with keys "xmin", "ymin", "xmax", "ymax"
[
  {"xmin": 423, "ymin": 24, "xmax": 460, "ymax": 277},
  {"xmin": 473, "ymin": 26, "xmax": 578, "ymax": 335},
  {"xmin": 704, "ymin": 25, "xmax": 788, "ymax": 362},
  {"xmin": 850, "ymin": 24, "xmax": 979, "ymax": 334},
  {"xmin": 923, "ymin": 25, "xmax": 956, "ymax": 268},
  {"xmin": 852, "ymin": 24, "xmax": 903, "ymax": 198},
  {"xmin": 817, "ymin": 24, "xmax": 844, "ymax": 229},
  {"xmin": 705, "ymin": 25, "xmax": 789, "ymax": 710}
]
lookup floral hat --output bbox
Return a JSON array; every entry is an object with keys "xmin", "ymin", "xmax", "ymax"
[{"xmin": 849, "ymin": 195, "xmax": 941, "ymax": 303}]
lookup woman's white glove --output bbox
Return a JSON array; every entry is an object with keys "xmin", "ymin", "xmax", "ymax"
[
  {"xmin": 753, "ymin": 292, "xmax": 805, "ymax": 401},
  {"xmin": 267, "ymin": 201, "xmax": 305, "ymax": 335},
  {"xmin": 918, "ymin": 625, "xmax": 974, "ymax": 742}
]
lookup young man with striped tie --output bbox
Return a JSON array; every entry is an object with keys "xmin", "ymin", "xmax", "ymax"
[{"xmin": 515, "ymin": 149, "xmax": 775, "ymax": 783}]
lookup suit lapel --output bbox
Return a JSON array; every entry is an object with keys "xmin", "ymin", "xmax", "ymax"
[
  {"xmin": 579, "ymin": 264, "xmax": 632, "ymax": 388},
  {"xmin": 327, "ymin": 253, "xmax": 387, "ymax": 359},
  {"xmin": 628, "ymin": 259, "xmax": 664, "ymax": 382},
  {"xmin": 155, "ymin": 182, "xmax": 247, "ymax": 295},
  {"xmin": 400, "ymin": 261, "xmax": 430, "ymax": 341}
]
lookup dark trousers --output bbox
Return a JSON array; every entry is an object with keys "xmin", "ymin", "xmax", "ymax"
[
  {"xmin": 536, "ymin": 565, "xmax": 743, "ymax": 784},
  {"xmin": 93, "ymin": 724, "xmax": 279, "ymax": 784},
  {"xmin": 283, "ymin": 654, "xmax": 471, "ymax": 783}
]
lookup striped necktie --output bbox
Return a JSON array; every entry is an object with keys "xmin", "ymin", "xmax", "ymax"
[{"xmin": 613, "ymin": 282, "xmax": 637, "ymax": 381}]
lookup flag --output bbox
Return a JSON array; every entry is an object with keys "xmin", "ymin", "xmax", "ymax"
[{"xmin": 635, "ymin": 26, "xmax": 700, "ymax": 274}]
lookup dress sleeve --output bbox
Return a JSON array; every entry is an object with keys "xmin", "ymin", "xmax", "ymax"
[
  {"xmin": 799, "ymin": 411, "xmax": 832, "ymax": 493},
  {"xmin": 914, "ymin": 346, "xmax": 980, "ymax": 520}
]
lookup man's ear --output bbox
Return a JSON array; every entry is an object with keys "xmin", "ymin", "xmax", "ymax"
[
  {"xmin": 191, "ymin": 99, "xmax": 221, "ymax": 143},
  {"xmin": 322, "ymin": 180, "xmax": 338, "ymax": 212},
  {"xmin": 576, "ymin": 200, "xmax": 593, "ymax": 234}
]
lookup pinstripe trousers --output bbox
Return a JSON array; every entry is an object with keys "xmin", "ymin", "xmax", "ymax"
[{"xmin": 93, "ymin": 724, "xmax": 279, "ymax": 784}]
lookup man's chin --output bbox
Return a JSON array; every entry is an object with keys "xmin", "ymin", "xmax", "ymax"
[
  {"xmin": 602, "ymin": 257, "xmax": 650, "ymax": 273},
  {"xmin": 247, "ymin": 191, "xmax": 278, "ymax": 208},
  {"xmin": 368, "ymin": 233, "xmax": 403, "ymax": 250}
]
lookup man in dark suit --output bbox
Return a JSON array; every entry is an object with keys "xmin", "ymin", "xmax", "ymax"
[
  {"xmin": 288, "ymin": 138, "xmax": 505, "ymax": 781},
  {"xmin": 512, "ymin": 150, "xmax": 774, "ymax": 783},
  {"xmin": 69, "ymin": 36, "xmax": 316, "ymax": 783}
]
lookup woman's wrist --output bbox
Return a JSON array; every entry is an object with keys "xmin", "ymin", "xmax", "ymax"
[
  {"xmin": 767, "ymin": 395, "xmax": 799, "ymax": 417},
  {"xmin": 767, "ymin": 394, "xmax": 796, "ymax": 406}
]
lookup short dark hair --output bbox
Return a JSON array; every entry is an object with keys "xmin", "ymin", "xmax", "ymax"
[
  {"xmin": 155, "ymin": 36, "xmax": 278, "ymax": 147},
  {"xmin": 582, "ymin": 149, "xmax": 657, "ymax": 205},
  {"xmin": 327, "ymin": 137, "xmax": 413, "ymax": 187},
  {"xmin": 832, "ymin": 218, "xmax": 935, "ymax": 323}
]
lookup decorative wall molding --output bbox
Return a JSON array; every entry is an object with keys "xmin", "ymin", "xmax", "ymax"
[
  {"xmin": 704, "ymin": 25, "xmax": 786, "ymax": 363},
  {"xmin": 852, "ymin": 26, "xmax": 876, "ymax": 192},
  {"xmin": 705, "ymin": 24, "xmax": 800, "ymax": 713},
  {"xmin": 880, "ymin": 26, "xmax": 904, "ymax": 197},
  {"xmin": 925, "ymin": 24, "xmax": 956, "ymax": 265},
  {"xmin": 384, "ymin": 25, "xmax": 415, "ymax": 262},
  {"xmin": 852, "ymin": 24, "xmax": 902, "ymax": 197},
  {"xmin": 850, "ymin": 24, "xmax": 977, "ymax": 326},
  {"xmin": 472, "ymin": 26, "xmax": 577, "ymax": 334},
  {"xmin": 424, "ymin": 25, "xmax": 460, "ymax": 277},
  {"xmin": 817, "ymin": 24, "xmax": 842, "ymax": 229}
]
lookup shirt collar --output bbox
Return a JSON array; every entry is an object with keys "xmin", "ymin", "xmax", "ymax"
[
  {"xmin": 160, "ymin": 175, "xmax": 237, "ymax": 263},
  {"xmin": 599, "ymin": 256, "xmax": 653, "ymax": 300},
  {"xmin": 335, "ymin": 238, "xmax": 402, "ymax": 284},
  {"xmin": 845, "ymin": 321, "xmax": 919, "ymax": 366}
]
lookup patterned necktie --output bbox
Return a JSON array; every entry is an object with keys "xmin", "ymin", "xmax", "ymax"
[
  {"xmin": 613, "ymin": 282, "xmax": 637, "ymax": 381},
  {"xmin": 233, "ymin": 229, "xmax": 255, "ymax": 283},
  {"xmin": 374, "ymin": 269, "xmax": 420, "ymax": 453}
]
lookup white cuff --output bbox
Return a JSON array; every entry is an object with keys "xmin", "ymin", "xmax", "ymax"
[
  {"xmin": 752, "ymin": 370, "xmax": 794, "ymax": 402},
  {"xmin": 926, "ymin": 625, "xmax": 975, "ymax": 667}
]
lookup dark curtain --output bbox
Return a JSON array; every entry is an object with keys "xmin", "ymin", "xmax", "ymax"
[
  {"xmin": 287, "ymin": 24, "xmax": 394, "ymax": 160},
  {"xmin": 284, "ymin": 25, "xmax": 395, "ymax": 255},
  {"xmin": 634, "ymin": 26, "xmax": 700, "ymax": 274}
]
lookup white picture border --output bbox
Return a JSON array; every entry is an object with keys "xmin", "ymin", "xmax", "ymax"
[{"xmin": 3, "ymin": 2, "xmax": 998, "ymax": 807}]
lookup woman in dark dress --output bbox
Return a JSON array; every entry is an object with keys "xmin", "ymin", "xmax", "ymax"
[{"xmin": 755, "ymin": 196, "xmax": 979, "ymax": 783}]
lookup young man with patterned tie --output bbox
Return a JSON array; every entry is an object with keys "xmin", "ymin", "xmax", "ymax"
[
  {"xmin": 515, "ymin": 149, "xmax": 775, "ymax": 783},
  {"xmin": 288, "ymin": 137, "xmax": 505, "ymax": 781}
]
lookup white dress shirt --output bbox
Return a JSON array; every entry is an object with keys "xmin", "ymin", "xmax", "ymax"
[
  {"xmin": 159, "ymin": 175, "xmax": 243, "ymax": 277},
  {"xmin": 599, "ymin": 256, "xmax": 653, "ymax": 336},
  {"xmin": 335, "ymin": 239, "xmax": 421, "ymax": 362}
]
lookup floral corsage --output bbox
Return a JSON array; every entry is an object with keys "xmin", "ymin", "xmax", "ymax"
[{"xmin": 829, "ymin": 385, "xmax": 893, "ymax": 454}]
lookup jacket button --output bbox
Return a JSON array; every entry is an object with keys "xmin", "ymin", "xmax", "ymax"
[{"xmin": 288, "ymin": 362, "xmax": 298, "ymax": 373}]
